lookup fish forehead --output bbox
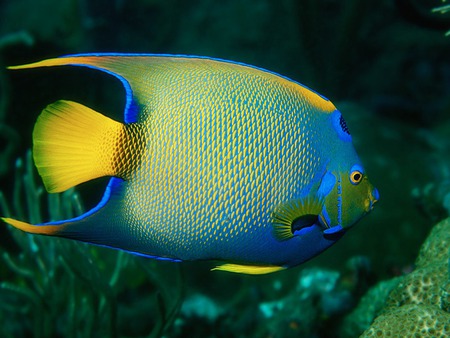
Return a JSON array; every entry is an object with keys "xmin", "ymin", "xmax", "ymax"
[{"xmin": 121, "ymin": 62, "xmax": 335, "ymax": 260}]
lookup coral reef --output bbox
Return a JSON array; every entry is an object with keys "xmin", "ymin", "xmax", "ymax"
[
  {"xmin": 350, "ymin": 217, "xmax": 450, "ymax": 337},
  {"xmin": 363, "ymin": 304, "xmax": 450, "ymax": 337},
  {"xmin": 339, "ymin": 277, "xmax": 402, "ymax": 337}
]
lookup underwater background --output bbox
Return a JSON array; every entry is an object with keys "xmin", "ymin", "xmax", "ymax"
[{"xmin": 0, "ymin": 0, "xmax": 450, "ymax": 337}]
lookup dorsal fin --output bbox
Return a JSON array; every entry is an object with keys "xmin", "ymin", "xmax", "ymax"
[
  {"xmin": 8, "ymin": 53, "xmax": 337, "ymax": 122},
  {"xmin": 8, "ymin": 55, "xmax": 149, "ymax": 123}
]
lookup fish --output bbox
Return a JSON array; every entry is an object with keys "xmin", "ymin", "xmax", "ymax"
[{"xmin": 1, "ymin": 54, "xmax": 379, "ymax": 274}]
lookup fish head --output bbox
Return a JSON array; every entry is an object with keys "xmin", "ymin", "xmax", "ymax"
[{"xmin": 319, "ymin": 163, "xmax": 379, "ymax": 233}]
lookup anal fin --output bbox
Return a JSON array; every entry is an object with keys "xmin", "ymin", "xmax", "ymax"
[
  {"xmin": 212, "ymin": 263, "xmax": 285, "ymax": 274},
  {"xmin": 1, "ymin": 217, "xmax": 62, "ymax": 235}
]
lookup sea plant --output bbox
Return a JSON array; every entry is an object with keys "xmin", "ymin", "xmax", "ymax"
[
  {"xmin": 0, "ymin": 150, "xmax": 183, "ymax": 338},
  {"xmin": 432, "ymin": 0, "xmax": 450, "ymax": 36}
]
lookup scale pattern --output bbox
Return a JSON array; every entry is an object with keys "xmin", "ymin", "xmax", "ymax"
[
  {"xmin": 99, "ymin": 57, "xmax": 336, "ymax": 261},
  {"xmin": 2, "ymin": 55, "xmax": 378, "ymax": 270}
]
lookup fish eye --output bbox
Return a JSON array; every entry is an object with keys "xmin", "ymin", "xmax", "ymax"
[{"xmin": 350, "ymin": 170, "xmax": 363, "ymax": 185}]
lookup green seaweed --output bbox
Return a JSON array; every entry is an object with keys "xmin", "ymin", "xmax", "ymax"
[
  {"xmin": 0, "ymin": 150, "xmax": 184, "ymax": 337},
  {"xmin": 0, "ymin": 31, "xmax": 32, "ymax": 178},
  {"xmin": 432, "ymin": 2, "xmax": 450, "ymax": 36}
]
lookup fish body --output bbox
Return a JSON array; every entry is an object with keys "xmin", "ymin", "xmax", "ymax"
[{"xmin": 2, "ymin": 54, "xmax": 378, "ymax": 274}]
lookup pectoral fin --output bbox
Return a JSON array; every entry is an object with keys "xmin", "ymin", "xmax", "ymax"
[{"xmin": 271, "ymin": 197, "xmax": 324, "ymax": 241}]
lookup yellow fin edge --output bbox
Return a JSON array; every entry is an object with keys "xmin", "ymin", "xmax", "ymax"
[
  {"xmin": 7, "ymin": 57, "xmax": 94, "ymax": 70},
  {"xmin": 212, "ymin": 263, "xmax": 285, "ymax": 274},
  {"xmin": 1, "ymin": 217, "xmax": 61, "ymax": 235}
]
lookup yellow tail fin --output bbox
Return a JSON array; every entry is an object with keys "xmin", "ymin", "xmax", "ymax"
[{"xmin": 33, "ymin": 100, "xmax": 130, "ymax": 193}]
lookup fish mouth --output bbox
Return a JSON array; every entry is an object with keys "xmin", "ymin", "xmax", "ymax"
[{"xmin": 366, "ymin": 187, "xmax": 379, "ymax": 212}]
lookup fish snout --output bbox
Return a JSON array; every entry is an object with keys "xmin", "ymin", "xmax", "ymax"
[{"xmin": 365, "ymin": 187, "xmax": 379, "ymax": 212}]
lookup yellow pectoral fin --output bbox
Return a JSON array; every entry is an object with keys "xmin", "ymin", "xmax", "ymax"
[
  {"xmin": 1, "ymin": 217, "xmax": 61, "ymax": 235},
  {"xmin": 212, "ymin": 263, "xmax": 285, "ymax": 274},
  {"xmin": 271, "ymin": 197, "xmax": 324, "ymax": 241}
]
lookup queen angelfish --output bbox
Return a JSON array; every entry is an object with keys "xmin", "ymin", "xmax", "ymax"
[{"xmin": 2, "ymin": 54, "xmax": 379, "ymax": 274}]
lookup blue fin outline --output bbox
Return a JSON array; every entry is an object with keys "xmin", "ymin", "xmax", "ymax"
[
  {"xmin": 39, "ymin": 177, "xmax": 124, "ymax": 226},
  {"xmin": 56, "ymin": 56, "xmax": 140, "ymax": 123}
]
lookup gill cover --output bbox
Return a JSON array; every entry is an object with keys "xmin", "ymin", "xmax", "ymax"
[{"xmin": 321, "ymin": 164, "xmax": 377, "ymax": 229}]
